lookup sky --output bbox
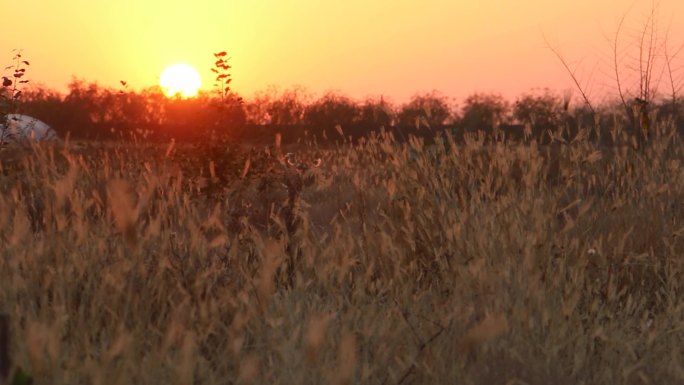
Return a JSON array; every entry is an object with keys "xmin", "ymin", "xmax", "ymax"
[{"xmin": 1, "ymin": 0, "xmax": 683, "ymax": 104}]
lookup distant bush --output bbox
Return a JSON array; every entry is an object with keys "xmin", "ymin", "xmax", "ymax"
[
  {"xmin": 398, "ymin": 91, "xmax": 452, "ymax": 128},
  {"xmin": 357, "ymin": 96, "xmax": 396, "ymax": 129},
  {"xmin": 513, "ymin": 89, "xmax": 567, "ymax": 133},
  {"xmin": 246, "ymin": 86, "xmax": 310, "ymax": 126},
  {"xmin": 303, "ymin": 91, "xmax": 360, "ymax": 131},
  {"xmin": 458, "ymin": 93, "xmax": 511, "ymax": 132}
]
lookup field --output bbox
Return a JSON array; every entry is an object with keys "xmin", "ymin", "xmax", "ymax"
[{"xmin": 2, "ymin": 120, "xmax": 684, "ymax": 385}]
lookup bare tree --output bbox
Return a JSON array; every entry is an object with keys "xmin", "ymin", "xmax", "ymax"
[{"xmin": 546, "ymin": 3, "xmax": 683, "ymax": 143}]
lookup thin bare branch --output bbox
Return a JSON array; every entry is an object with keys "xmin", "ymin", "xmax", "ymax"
[
  {"xmin": 664, "ymin": 35, "xmax": 680, "ymax": 114},
  {"xmin": 543, "ymin": 34, "xmax": 595, "ymax": 115},
  {"xmin": 638, "ymin": 13, "xmax": 648, "ymax": 98},
  {"xmin": 614, "ymin": 10, "xmax": 631, "ymax": 114},
  {"xmin": 643, "ymin": 3, "xmax": 659, "ymax": 102}
]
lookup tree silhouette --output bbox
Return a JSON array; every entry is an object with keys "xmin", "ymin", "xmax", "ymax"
[
  {"xmin": 357, "ymin": 96, "xmax": 395, "ymax": 129},
  {"xmin": 398, "ymin": 91, "xmax": 452, "ymax": 128},
  {"xmin": 246, "ymin": 85, "xmax": 310, "ymax": 125},
  {"xmin": 303, "ymin": 92, "xmax": 359, "ymax": 131},
  {"xmin": 459, "ymin": 93, "xmax": 510, "ymax": 132},
  {"xmin": 513, "ymin": 89, "xmax": 565, "ymax": 134}
]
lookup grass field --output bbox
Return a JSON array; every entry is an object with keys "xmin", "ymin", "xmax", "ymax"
[{"xmin": 2, "ymin": 119, "xmax": 684, "ymax": 384}]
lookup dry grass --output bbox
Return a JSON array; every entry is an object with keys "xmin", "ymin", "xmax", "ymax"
[{"xmin": 2, "ymin": 119, "xmax": 684, "ymax": 385}]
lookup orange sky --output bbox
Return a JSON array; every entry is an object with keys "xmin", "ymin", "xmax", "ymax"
[{"xmin": 2, "ymin": 0, "xmax": 683, "ymax": 103}]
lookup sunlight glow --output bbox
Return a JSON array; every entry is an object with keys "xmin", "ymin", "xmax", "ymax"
[{"xmin": 159, "ymin": 63, "xmax": 201, "ymax": 98}]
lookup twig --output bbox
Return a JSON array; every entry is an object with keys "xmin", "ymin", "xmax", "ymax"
[
  {"xmin": 381, "ymin": 308, "xmax": 449, "ymax": 385},
  {"xmin": 543, "ymin": 35, "xmax": 596, "ymax": 115},
  {"xmin": 663, "ymin": 31, "xmax": 683, "ymax": 116},
  {"xmin": 614, "ymin": 10, "xmax": 631, "ymax": 118},
  {"xmin": 396, "ymin": 327, "xmax": 445, "ymax": 385},
  {"xmin": 394, "ymin": 300, "xmax": 424, "ymax": 347}
]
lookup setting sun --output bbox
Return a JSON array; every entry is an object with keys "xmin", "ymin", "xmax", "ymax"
[{"xmin": 159, "ymin": 63, "xmax": 201, "ymax": 98}]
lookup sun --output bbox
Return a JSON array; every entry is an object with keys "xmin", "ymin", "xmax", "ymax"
[{"xmin": 159, "ymin": 63, "xmax": 201, "ymax": 98}]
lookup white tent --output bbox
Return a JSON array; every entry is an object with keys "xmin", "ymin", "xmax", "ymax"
[{"xmin": 0, "ymin": 114, "xmax": 59, "ymax": 144}]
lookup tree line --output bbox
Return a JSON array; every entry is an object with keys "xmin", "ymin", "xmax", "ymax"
[{"xmin": 11, "ymin": 80, "xmax": 684, "ymax": 144}]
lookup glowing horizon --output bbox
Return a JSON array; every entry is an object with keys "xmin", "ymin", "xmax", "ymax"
[{"xmin": 2, "ymin": 0, "xmax": 683, "ymax": 104}]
